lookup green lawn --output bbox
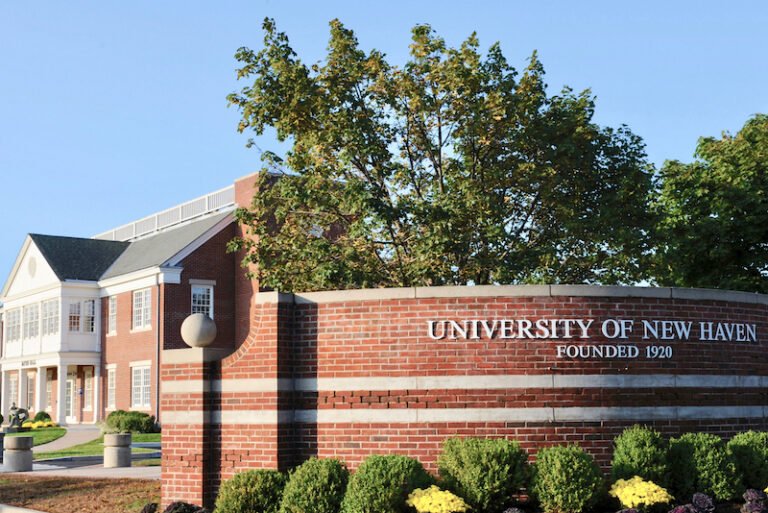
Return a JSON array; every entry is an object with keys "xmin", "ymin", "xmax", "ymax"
[
  {"xmin": 6, "ymin": 427, "xmax": 66, "ymax": 447},
  {"xmin": 34, "ymin": 433, "xmax": 161, "ymax": 461}
]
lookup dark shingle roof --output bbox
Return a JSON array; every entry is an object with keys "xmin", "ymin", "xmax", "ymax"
[
  {"xmin": 100, "ymin": 212, "xmax": 232, "ymax": 279},
  {"xmin": 23, "ymin": 212, "xmax": 232, "ymax": 284},
  {"xmin": 29, "ymin": 235, "xmax": 129, "ymax": 281}
]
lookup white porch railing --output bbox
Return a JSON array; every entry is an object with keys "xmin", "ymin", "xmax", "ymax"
[{"xmin": 93, "ymin": 185, "xmax": 235, "ymax": 241}]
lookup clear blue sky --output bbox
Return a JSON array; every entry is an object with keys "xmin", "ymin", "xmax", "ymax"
[{"xmin": 1, "ymin": 1, "xmax": 767, "ymax": 284}]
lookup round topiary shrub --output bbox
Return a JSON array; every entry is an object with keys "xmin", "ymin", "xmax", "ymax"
[
  {"xmin": 611, "ymin": 425, "xmax": 670, "ymax": 487},
  {"xmin": 669, "ymin": 432, "xmax": 741, "ymax": 502},
  {"xmin": 214, "ymin": 469, "xmax": 287, "ymax": 513},
  {"xmin": 279, "ymin": 457, "xmax": 348, "ymax": 513},
  {"xmin": 33, "ymin": 411, "xmax": 52, "ymax": 423},
  {"xmin": 438, "ymin": 437, "xmax": 529, "ymax": 512},
  {"xmin": 531, "ymin": 445, "xmax": 604, "ymax": 513},
  {"xmin": 727, "ymin": 431, "xmax": 768, "ymax": 491},
  {"xmin": 340, "ymin": 454, "xmax": 434, "ymax": 513},
  {"xmin": 104, "ymin": 409, "xmax": 158, "ymax": 433}
]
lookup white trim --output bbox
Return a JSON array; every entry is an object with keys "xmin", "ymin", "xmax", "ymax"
[
  {"xmin": 129, "ymin": 360, "xmax": 152, "ymax": 368},
  {"xmin": 98, "ymin": 267, "xmax": 182, "ymax": 297},
  {"xmin": 189, "ymin": 279, "xmax": 216, "ymax": 286},
  {"xmin": 165, "ymin": 214, "xmax": 235, "ymax": 267},
  {"xmin": 267, "ymin": 285, "xmax": 768, "ymax": 306},
  {"xmin": 105, "ymin": 363, "xmax": 117, "ymax": 370},
  {"xmin": 160, "ymin": 405, "xmax": 768, "ymax": 425},
  {"xmin": 159, "ymin": 374, "xmax": 768, "ymax": 394}
]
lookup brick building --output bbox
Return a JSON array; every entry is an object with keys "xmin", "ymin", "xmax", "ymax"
[{"xmin": 0, "ymin": 175, "xmax": 256, "ymax": 425}]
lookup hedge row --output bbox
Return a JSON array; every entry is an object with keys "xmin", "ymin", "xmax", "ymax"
[{"xmin": 198, "ymin": 428, "xmax": 768, "ymax": 513}]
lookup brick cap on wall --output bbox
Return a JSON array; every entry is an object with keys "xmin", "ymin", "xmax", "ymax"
[{"xmin": 254, "ymin": 285, "xmax": 768, "ymax": 306}]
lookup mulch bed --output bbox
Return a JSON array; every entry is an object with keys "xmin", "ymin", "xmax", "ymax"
[{"xmin": 0, "ymin": 475, "xmax": 159, "ymax": 513}]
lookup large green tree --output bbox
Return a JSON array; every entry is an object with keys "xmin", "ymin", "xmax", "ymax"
[
  {"xmin": 228, "ymin": 19, "xmax": 654, "ymax": 292},
  {"xmin": 654, "ymin": 114, "xmax": 768, "ymax": 292}
]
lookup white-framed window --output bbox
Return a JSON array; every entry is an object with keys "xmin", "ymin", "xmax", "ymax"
[
  {"xmin": 68, "ymin": 302, "xmax": 81, "ymax": 332},
  {"xmin": 42, "ymin": 299, "xmax": 59, "ymax": 335},
  {"xmin": 107, "ymin": 368, "xmax": 116, "ymax": 409},
  {"xmin": 6, "ymin": 309, "xmax": 21, "ymax": 342},
  {"xmin": 132, "ymin": 289, "xmax": 152, "ymax": 330},
  {"xmin": 8, "ymin": 373, "xmax": 18, "ymax": 406},
  {"xmin": 191, "ymin": 285, "xmax": 214, "ymax": 319},
  {"xmin": 131, "ymin": 365, "xmax": 151, "ymax": 409},
  {"xmin": 22, "ymin": 304, "xmax": 40, "ymax": 339},
  {"xmin": 83, "ymin": 300, "xmax": 95, "ymax": 333},
  {"xmin": 26, "ymin": 372, "xmax": 35, "ymax": 410},
  {"xmin": 46, "ymin": 369, "xmax": 53, "ymax": 410},
  {"xmin": 108, "ymin": 296, "xmax": 117, "ymax": 335},
  {"xmin": 83, "ymin": 368, "xmax": 93, "ymax": 410}
]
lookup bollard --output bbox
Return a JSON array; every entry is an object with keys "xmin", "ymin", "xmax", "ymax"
[
  {"xmin": 4, "ymin": 436, "xmax": 33, "ymax": 471},
  {"xmin": 104, "ymin": 433, "xmax": 132, "ymax": 468},
  {"xmin": 0, "ymin": 432, "xmax": 5, "ymax": 463}
]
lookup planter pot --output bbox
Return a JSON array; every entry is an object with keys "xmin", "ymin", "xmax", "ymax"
[
  {"xmin": 4, "ymin": 435, "xmax": 33, "ymax": 471},
  {"xmin": 104, "ymin": 433, "xmax": 132, "ymax": 468}
]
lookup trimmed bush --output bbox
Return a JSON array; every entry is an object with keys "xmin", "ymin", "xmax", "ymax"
[
  {"xmin": 438, "ymin": 437, "xmax": 528, "ymax": 513},
  {"xmin": 669, "ymin": 433, "xmax": 740, "ymax": 501},
  {"xmin": 33, "ymin": 411, "xmax": 52, "ymax": 423},
  {"xmin": 104, "ymin": 410, "xmax": 157, "ymax": 433},
  {"xmin": 214, "ymin": 469, "xmax": 287, "ymax": 513},
  {"xmin": 727, "ymin": 432, "xmax": 768, "ymax": 491},
  {"xmin": 531, "ymin": 445, "xmax": 604, "ymax": 513},
  {"xmin": 340, "ymin": 454, "xmax": 434, "ymax": 513},
  {"xmin": 611, "ymin": 425, "xmax": 669, "ymax": 487},
  {"xmin": 279, "ymin": 457, "xmax": 348, "ymax": 513}
]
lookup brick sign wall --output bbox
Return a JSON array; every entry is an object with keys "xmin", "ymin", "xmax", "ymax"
[{"xmin": 160, "ymin": 285, "xmax": 768, "ymax": 508}]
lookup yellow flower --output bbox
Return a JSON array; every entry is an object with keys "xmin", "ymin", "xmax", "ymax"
[
  {"xmin": 407, "ymin": 485, "xmax": 470, "ymax": 513},
  {"xmin": 610, "ymin": 476, "xmax": 673, "ymax": 510}
]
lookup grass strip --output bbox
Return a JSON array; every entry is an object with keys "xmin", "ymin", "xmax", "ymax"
[
  {"xmin": 35, "ymin": 433, "xmax": 161, "ymax": 461},
  {"xmin": 6, "ymin": 427, "xmax": 66, "ymax": 446}
]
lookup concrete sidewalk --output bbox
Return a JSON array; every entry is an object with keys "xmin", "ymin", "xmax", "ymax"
[
  {"xmin": 1, "ymin": 425, "xmax": 161, "ymax": 479},
  {"xmin": 30, "ymin": 424, "xmax": 101, "ymax": 453}
]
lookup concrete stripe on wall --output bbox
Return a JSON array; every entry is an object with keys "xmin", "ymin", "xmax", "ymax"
[
  {"xmin": 161, "ymin": 374, "xmax": 768, "ymax": 394},
  {"xmin": 162, "ymin": 404, "xmax": 768, "ymax": 425}
]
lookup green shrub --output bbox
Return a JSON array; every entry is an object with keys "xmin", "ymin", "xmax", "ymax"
[
  {"xmin": 727, "ymin": 431, "xmax": 768, "ymax": 491},
  {"xmin": 215, "ymin": 469, "xmax": 287, "ymax": 513},
  {"xmin": 33, "ymin": 411, "xmax": 52, "ymax": 423},
  {"xmin": 531, "ymin": 445, "xmax": 604, "ymax": 513},
  {"xmin": 340, "ymin": 454, "xmax": 434, "ymax": 513},
  {"xmin": 668, "ymin": 432, "xmax": 740, "ymax": 501},
  {"xmin": 104, "ymin": 410, "xmax": 157, "ymax": 433},
  {"xmin": 438, "ymin": 437, "xmax": 528, "ymax": 513},
  {"xmin": 279, "ymin": 457, "xmax": 348, "ymax": 513},
  {"xmin": 611, "ymin": 425, "xmax": 670, "ymax": 487}
]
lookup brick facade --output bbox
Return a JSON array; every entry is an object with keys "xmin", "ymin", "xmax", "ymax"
[{"xmin": 160, "ymin": 286, "xmax": 768, "ymax": 508}]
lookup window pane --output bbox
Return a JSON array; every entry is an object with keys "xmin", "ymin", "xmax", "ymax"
[
  {"xmin": 42, "ymin": 300, "xmax": 59, "ymax": 335},
  {"xmin": 23, "ymin": 304, "xmax": 39, "ymax": 339},
  {"xmin": 191, "ymin": 285, "xmax": 213, "ymax": 318},
  {"xmin": 132, "ymin": 368, "xmax": 141, "ymax": 406},
  {"xmin": 7, "ymin": 309, "xmax": 21, "ymax": 341},
  {"xmin": 142, "ymin": 367, "xmax": 151, "ymax": 407},
  {"xmin": 68, "ymin": 302, "xmax": 81, "ymax": 332},
  {"xmin": 108, "ymin": 296, "xmax": 117, "ymax": 333},
  {"xmin": 107, "ymin": 369, "xmax": 116, "ymax": 409},
  {"xmin": 83, "ymin": 300, "xmax": 95, "ymax": 333}
]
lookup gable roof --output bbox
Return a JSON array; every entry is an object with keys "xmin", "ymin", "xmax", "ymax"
[
  {"xmin": 29, "ymin": 234, "xmax": 129, "ymax": 281},
  {"xmin": 100, "ymin": 212, "xmax": 233, "ymax": 279}
]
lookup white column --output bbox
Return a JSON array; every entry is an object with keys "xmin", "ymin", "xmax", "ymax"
[
  {"xmin": 0, "ymin": 371, "xmax": 7, "ymax": 423},
  {"xmin": 19, "ymin": 370, "xmax": 28, "ymax": 411},
  {"xmin": 93, "ymin": 366, "xmax": 101, "ymax": 423},
  {"xmin": 35, "ymin": 367, "xmax": 45, "ymax": 413},
  {"xmin": 56, "ymin": 364, "xmax": 67, "ymax": 425}
]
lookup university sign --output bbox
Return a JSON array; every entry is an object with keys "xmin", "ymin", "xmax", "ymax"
[{"xmin": 426, "ymin": 318, "xmax": 758, "ymax": 359}]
